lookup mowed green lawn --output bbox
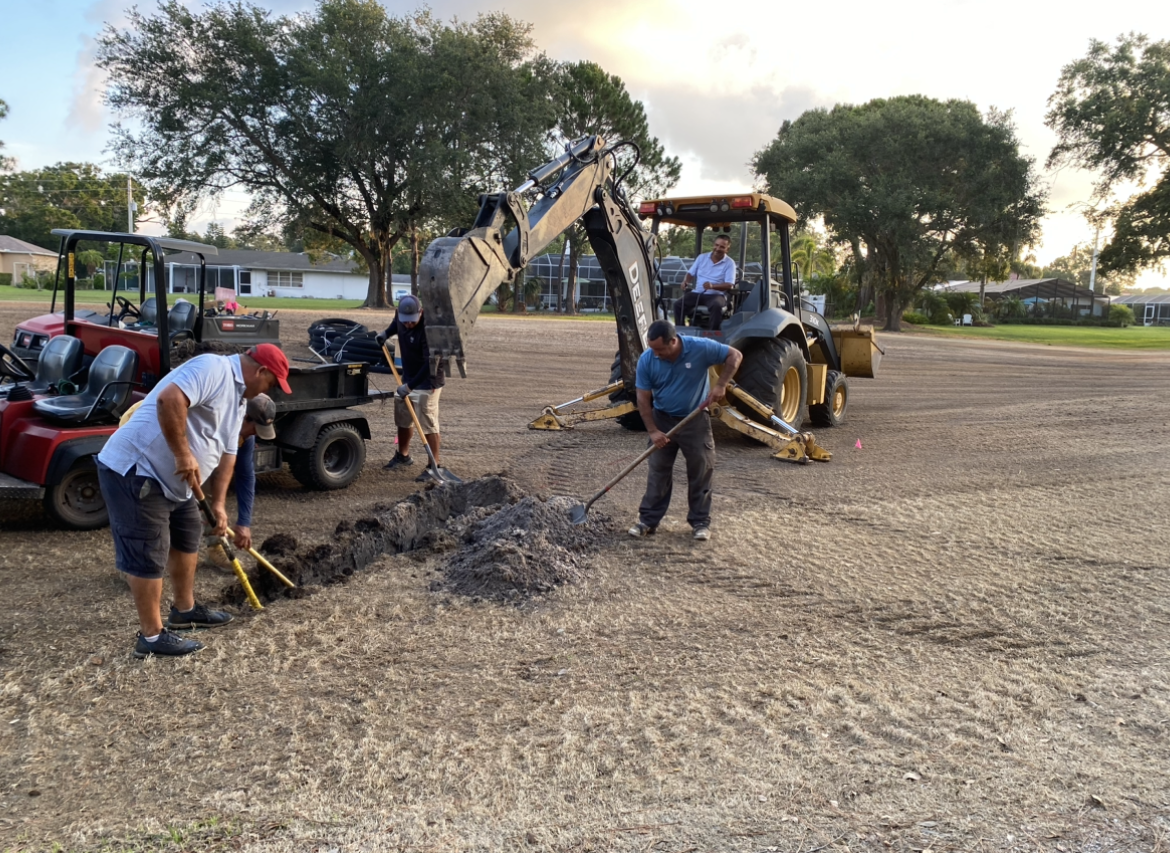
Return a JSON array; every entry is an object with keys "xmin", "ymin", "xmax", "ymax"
[
  {"xmin": 907, "ymin": 322, "xmax": 1170, "ymax": 349},
  {"xmin": 0, "ymin": 285, "xmax": 620, "ymax": 320},
  {"xmin": 0, "ymin": 284, "xmax": 365, "ymax": 311}
]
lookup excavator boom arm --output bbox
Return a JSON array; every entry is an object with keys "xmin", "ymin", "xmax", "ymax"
[{"xmin": 420, "ymin": 136, "xmax": 658, "ymax": 382}]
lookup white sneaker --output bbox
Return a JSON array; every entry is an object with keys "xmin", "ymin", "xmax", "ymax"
[
  {"xmin": 692, "ymin": 526, "xmax": 711, "ymax": 541},
  {"xmin": 628, "ymin": 522, "xmax": 656, "ymax": 537}
]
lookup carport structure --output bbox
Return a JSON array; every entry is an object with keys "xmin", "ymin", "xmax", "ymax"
[{"xmin": 942, "ymin": 278, "xmax": 1109, "ymax": 318}]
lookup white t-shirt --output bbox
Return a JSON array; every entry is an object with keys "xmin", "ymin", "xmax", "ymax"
[
  {"xmin": 688, "ymin": 252, "xmax": 737, "ymax": 293},
  {"xmin": 99, "ymin": 354, "xmax": 246, "ymax": 501}
]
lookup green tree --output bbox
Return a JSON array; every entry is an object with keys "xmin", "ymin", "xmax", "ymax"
[
  {"xmin": 0, "ymin": 163, "xmax": 145, "ymax": 249},
  {"xmin": 1042, "ymin": 243, "xmax": 1135, "ymax": 295},
  {"xmin": 790, "ymin": 232, "xmax": 837, "ymax": 282},
  {"xmin": 753, "ymin": 96, "xmax": 1045, "ymax": 331},
  {"xmin": 99, "ymin": 0, "xmax": 557, "ymax": 308},
  {"xmin": 548, "ymin": 60, "xmax": 680, "ymax": 313},
  {"xmin": 0, "ymin": 98, "xmax": 11, "ymax": 171},
  {"xmin": 1046, "ymin": 34, "xmax": 1170, "ymax": 275}
]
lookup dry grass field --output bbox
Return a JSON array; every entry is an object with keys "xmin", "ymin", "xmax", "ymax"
[{"xmin": 1, "ymin": 305, "xmax": 1168, "ymax": 852}]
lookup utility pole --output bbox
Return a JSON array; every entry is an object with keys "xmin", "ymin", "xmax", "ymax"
[
  {"xmin": 1088, "ymin": 223, "xmax": 1101, "ymax": 294},
  {"xmin": 126, "ymin": 175, "xmax": 136, "ymax": 233}
]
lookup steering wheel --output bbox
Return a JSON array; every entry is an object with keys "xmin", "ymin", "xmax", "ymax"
[
  {"xmin": 114, "ymin": 295, "xmax": 141, "ymax": 321},
  {"xmin": 0, "ymin": 343, "xmax": 37, "ymax": 384}
]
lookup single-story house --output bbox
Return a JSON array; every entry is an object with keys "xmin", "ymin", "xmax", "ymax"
[
  {"xmin": 1112, "ymin": 293, "xmax": 1170, "ymax": 326},
  {"xmin": 102, "ymin": 247, "xmax": 414, "ymax": 301},
  {"xmin": 0, "ymin": 235, "xmax": 58, "ymax": 281},
  {"xmin": 939, "ymin": 278, "xmax": 1110, "ymax": 318},
  {"xmin": 160, "ymin": 248, "xmax": 371, "ymax": 300}
]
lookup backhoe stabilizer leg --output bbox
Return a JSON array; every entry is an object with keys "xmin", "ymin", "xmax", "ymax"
[
  {"xmin": 708, "ymin": 404, "xmax": 832, "ymax": 464},
  {"xmin": 529, "ymin": 399, "xmax": 636, "ymax": 430}
]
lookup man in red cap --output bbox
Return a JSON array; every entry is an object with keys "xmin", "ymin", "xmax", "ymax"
[
  {"xmin": 246, "ymin": 343, "xmax": 292, "ymax": 394},
  {"xmin": 98, "ymin": 346, "xmax": 290, "ymax": 659}
]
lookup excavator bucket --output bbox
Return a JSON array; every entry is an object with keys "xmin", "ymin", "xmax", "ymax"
[{"xmin": 419, "ymin": 230, "xmax": 514, "ymax": 379}]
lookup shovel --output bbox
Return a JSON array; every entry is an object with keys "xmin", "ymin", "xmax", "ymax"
[
  {"xmin": 569, "ymin": 405, "xmax": 707, "ymax": 525},
  {"xmin": 381, "ymin": 341, "xmax": 462, "ymax": 484},
  {"xmin": 192, "ymin": 482, "xmax": 264, "ymax": 611}
]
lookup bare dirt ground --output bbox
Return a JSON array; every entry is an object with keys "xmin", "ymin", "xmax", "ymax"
[{"xmin": 1, "ymin": 305, "xmax": 1169, "ymax": 852}]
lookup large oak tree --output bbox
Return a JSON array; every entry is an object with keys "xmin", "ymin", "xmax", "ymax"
[
  {"xmin": 1046, "ymin": 34, "xmax": 1170, "ymax": 276},
  {"xmin": 99, "ymin": 0, "xmax": 556, "ymax": 307},
  {"xmin": 547, "ymin": 60, "xmax": 681, "ymax": 313},
  {"xmin": 0, "ymin": 163, "xmax": 145, "ymax": 250},
  {"xmin": 753, "ymin": 96, "xmax": 1045, "ymax": 330}
]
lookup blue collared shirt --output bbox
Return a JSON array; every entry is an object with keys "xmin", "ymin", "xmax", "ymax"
[
  {"xmin": 98, "ymin": 354, "xmax": 246, "ymax": 501},
  {"xmin": 635, "ymin": 336, "xmax": 731, "ymax": 417}
]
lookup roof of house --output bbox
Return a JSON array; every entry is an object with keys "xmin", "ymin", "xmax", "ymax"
[
  {"xmin": 940, "ymin": 278, "xmax": 1107, "ymax": 301},
  {"xmin": 0, "ymin": 235, "xmax": 57, "ymax": 256},
  {"xmin": 163, "ymin": 247, "xmax": 361, "ymax": 274}
]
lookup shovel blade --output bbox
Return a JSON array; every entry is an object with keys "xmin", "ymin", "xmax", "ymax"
[{"xmin": 569, "ymin": 504, "xmax": 589, "ymax": 525}]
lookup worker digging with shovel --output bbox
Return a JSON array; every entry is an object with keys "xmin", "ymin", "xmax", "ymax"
[
  {"xmin": 377, "ymin": 294, "xmax": 453, "ymax": 483},
  {"xmin": 571, "ymin": 320, "xmax": 742, "ymax": 539}
]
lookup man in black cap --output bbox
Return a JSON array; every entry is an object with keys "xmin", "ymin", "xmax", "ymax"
[
  {"xmin": 376, "ymin": 294, "xmax": 445, "ymax": 478},
  {"xmin": 205, "ymin": 393, "xmax": 276, "ymax": 567}
]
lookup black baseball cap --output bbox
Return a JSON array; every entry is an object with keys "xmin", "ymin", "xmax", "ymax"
[{"xmin": 246, "ymin": 393, "xmax": 277, "ymax": 440}]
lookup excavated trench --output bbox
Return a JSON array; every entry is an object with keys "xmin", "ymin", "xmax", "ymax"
[{"xmin": 219, "ymin": 476, "xmax": 615, "ymax": 607}]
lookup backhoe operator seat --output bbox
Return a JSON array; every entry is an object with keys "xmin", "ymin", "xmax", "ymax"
[
  {"xmin": 26, "ymin": 335, "xmax": 84, "ymax": 394},
  {"xmin": 33, "ymin": 345, "xmax": 139, "ymax": 425}
]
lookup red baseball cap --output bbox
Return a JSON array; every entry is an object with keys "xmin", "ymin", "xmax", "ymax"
[{"xmin": 248, "ymin": 344, "xmax": 292, "ymax": 394}]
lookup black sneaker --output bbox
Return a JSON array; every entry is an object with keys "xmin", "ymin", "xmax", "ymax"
[
  {"xmin": 384, "ymin": 452, "xmax": 414, "ymax": 470},
  {"xmin": 133, "ymin": 629, "xmax": 205, "ymax": 659},
  {"xmin": 166, "ymin": 603, "xmax": 234, "ymax": 630}
]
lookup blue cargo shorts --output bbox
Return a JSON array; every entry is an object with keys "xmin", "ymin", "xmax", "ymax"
[{"xmin": 96, "ymin": 460, "xmax": 202, "ymax": 580}]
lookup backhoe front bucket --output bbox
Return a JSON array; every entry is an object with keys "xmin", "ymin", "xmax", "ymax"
[
  {"xmin": 419, "ymin": 230, "xmax": 514, "ymax": 378},
  {"xmin": 830, "ymin": 326, "xmax": 885, "ymax": 378}
]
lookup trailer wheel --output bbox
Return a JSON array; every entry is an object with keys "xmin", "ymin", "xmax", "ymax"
[
  {"xmin": 290, "ymin": 422, "xmax": 366, "ymax": 490},
  {"xmin": 809, "ymin": 370, "xmax": 848, "ymax": 427},
  {"xmin": 735, "ymin": 337, "xmax": 808, "ymax": 429},
  {"xmin": 608, "ymin": 353, "xmax": 647, "ymax": 431},
  {"xmin": 44, "ymin": 459, "xmax": 109, "ymax": 530}
]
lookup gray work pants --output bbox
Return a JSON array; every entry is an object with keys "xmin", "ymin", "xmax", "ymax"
[{"xmin": 638, "ymin": 408, "xmax": 715, "ymax": 529}]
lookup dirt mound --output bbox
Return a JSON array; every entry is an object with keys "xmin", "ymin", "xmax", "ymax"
[
  {"xmin": 436, "ymin": 495, "xmax": 612, "ymax": 601},
  {"xmin": 260, "ymin": 533, "xmax": 298, "ymax": 556},
  {"xmin": 221, "ymin": 476, "xmax": 613, "ymax": 607}
]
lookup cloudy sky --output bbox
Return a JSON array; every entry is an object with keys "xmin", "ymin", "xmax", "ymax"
[{"xmin": 2, "ymin": 0, "xmax": 1165, "ymax": 283}]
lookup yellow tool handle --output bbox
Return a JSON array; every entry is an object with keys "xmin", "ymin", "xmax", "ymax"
[
  {"xmin": 241, "ymin": 539, "xmax": 295, "ymax": 588},
  {"xmin": 230, "ymin": 555, "xmax": 264, "ymax": 611},
  {"xmin": 221, "ymin": 522, "xmax": 296, "ymax": 588}
]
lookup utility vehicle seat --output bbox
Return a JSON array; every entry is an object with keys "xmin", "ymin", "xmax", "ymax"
[
  {"xmin": 123, "ymin": 297, "xmax": 158, "ymax": 330},
  {"xmin": 26, "ymin": 335, "xmax": 84, "ymax": 394},
  {"xmin": 168, "ymin": 300, "xmax": 197, "ymax": 341},
  {"xmin": 33, "ymin": 345, "xmax": 139, "ymax": 425}
]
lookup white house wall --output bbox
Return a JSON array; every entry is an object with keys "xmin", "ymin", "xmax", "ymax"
[{"xmin": 260, "ymin": 270, "xmax": 367, "ymax": 299}]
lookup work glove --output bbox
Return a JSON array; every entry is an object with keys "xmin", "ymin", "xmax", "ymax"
[
  {"xmin": 376, "ymin": 332, "xmax": 387, "ymax": 346},
  {"xmin": 396, "ymin": 383, "xmax": 410, "ymax": 398}
]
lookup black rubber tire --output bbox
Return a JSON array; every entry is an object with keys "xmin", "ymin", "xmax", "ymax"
[
  {"xmin": 608, "ymin": 352, "xmax": 646, "ymax": 431},
  {"xmin": 290, "ymin": 422, "xmax": 367, "ymax": 490},
  {"xmin": 735, "ymin": 337, "xmax": 808, "ymax": 429},
  {"xmin": 44, "ymin": 459, "xmax": 109, "ymax": 530},
  {"xmin": 810, "ymin": 369, "xmax": 848, "ymax": 427}
]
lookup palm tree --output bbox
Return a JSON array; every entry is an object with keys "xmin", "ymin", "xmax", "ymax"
[{"xmin": 790, "ymin": 233, "xmax": 836, "ymax": 286}]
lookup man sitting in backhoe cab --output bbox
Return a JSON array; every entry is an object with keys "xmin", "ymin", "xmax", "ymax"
[{"xmin": 673, "ymin": 233, "xmax": 736, "ymax": 331}]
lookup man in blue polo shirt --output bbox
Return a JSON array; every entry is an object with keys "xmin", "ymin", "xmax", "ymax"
[
  {"xmin": 673, "ymin": 233, "xmax": 736, "ymax": 330},
  {"xmin": 629, "ymin": 319, "xmax": 742, "ymax": 541}
]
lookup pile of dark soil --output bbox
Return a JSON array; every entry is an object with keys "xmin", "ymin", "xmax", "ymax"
[
  {"xmin": 222, "ymin": 476, "xmax": 611, "ymax": 607},
  {"xmin": 437, "ymin": 495, "xmax": 612, "ymax": 600}
]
